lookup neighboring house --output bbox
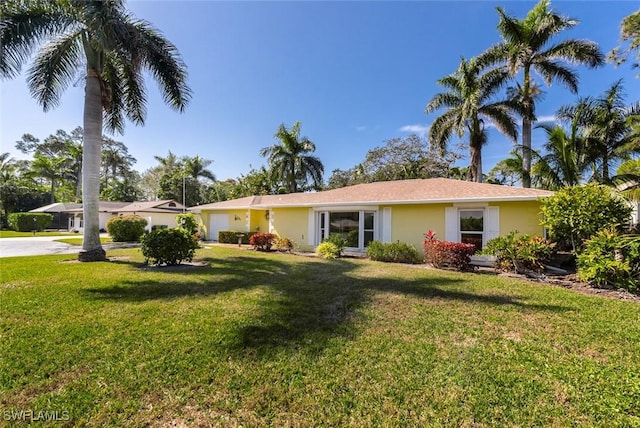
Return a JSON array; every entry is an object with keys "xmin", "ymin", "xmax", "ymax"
[
  {"xmin": 114, "ymin": 200, "xmax": 187, "ymax": 231},
  {"xmin": 29, "ymin": 202, "xmax": 83, "ymax": 230},
  {"xmin": 66, "ymin": 201, "xmax": 130, "ymax": 232},
  {"xmin": 63, "ymin": 200, "xmax": 186, "ymax": 232},
  {"xmin": 191, "ymin": 178, "xmax": 554, "ymax": 251}
]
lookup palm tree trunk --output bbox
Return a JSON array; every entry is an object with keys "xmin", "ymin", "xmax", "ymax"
[
  {"xmin": 522, "ymin": 117, "xmax": 532, "ymax": 188},
  {"xmin": 78, "ymin": 69, "xmax": 106, "ymax": 261}
]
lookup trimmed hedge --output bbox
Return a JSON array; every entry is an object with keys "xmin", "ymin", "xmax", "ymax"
[
  {"xmin": 366, "ymin": 241, "xmax": 423, "ymax": 264},
  {"xmin": 7, "ymin": 213, "xmax": 53, "ymax": 232},
  {"xmin": 218, "ymin": 230, "xmax": 256, "ymax": 244},
  {"xmin": 106, "ymin": 215, "xmax": 147, "ymax": 242},
  {"xmin": 141, "ymin": 228, "xmax": 198, "ymax": 266}
]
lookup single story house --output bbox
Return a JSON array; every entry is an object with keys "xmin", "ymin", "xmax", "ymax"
[
  {"xmin": 191, "ymin": 178, "xmax": 554, "ymax": 252},
  {"xmin": 29, "ymin": 202, "xmax": 82, "ymax": 230},
  {"xmin": 64, "ymin": 200, "xmax": 187, "ymax": 232}
]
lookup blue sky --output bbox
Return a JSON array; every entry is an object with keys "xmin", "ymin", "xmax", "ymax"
[{"xmin": 1, "ymin": 0, "xmax": 638, "ymax": 182}]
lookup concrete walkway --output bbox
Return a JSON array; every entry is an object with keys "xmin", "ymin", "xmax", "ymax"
[{"xmin": 0, "ymin": 235, "xmax": 133, "ymax": 258}]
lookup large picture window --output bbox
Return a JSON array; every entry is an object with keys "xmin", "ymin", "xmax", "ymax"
[
  {"xmin": 317, "ymin": 210, "xmax": 376, "ymax": 249},
  {"xmin": 459, "ymin": 209, "xmax": 483, "ymax": 252}
]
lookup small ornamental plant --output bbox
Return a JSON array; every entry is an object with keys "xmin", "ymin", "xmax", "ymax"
[
  {"xmin": 316, "ymin": 241, "xmax": 341, "ymax": 259},
  {"xmin": 273, "ymin": 236, "xmax": 294, "ymax": 252},
  {"xmin": 423, "ymin": 230, "xmax": 476, "ymax": 271},
  {"xmin": 249, "ymin": 233, "xmax": 275, "ymax": 251}
]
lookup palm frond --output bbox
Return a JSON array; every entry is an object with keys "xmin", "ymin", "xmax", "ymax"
[
  {"xmin": 25, "ymin": 29, "xmax": 84, "ymax": 111},
  {"xmin": 126, "ymin": 19, "xmax": 191, "ymax": 112},
  {"xmin": 542, "ymin": 39, "xmax": 605, "ymax": 68},
  {"xmin": 0, "ymin": 3, "xmax": 77, "ymax": 79},
  {"xmin": 534, "ymin": 59, "xmax": 579, "ymax": 93}
]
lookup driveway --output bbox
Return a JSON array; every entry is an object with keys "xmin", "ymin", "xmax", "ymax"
[{"xmin": 0, "ymin": 236, "xmax": 80, "ymax": 258}]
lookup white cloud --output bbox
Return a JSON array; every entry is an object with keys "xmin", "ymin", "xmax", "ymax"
[
  {"xmin": 399, "ymin": 124, "xmax": 429, "ymax": 137},
  {"xmin": 535, "ymin": 115, "xmax": 557, "ymax": 124},
  {"xmin": 354, "ymin": 125, "xmax": 367, "ymax": 132}
]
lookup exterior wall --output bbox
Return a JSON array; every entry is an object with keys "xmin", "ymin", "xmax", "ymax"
[
  {"xmin": 270, "ymin": 207, "xmax": 311, "ymax": 251},
  {"xmin": 491, "ymin": 201, "xmax": 544, "ymax": 237},
  {"xmin": 250, "ymin": 209, "xmax": 270, "ymax": 234},
  {"xmin": 142, "ymin": 213, "xmax": 180, "ymax": 230},
  {"xmin": 199, "ymin": 210, "xmax": 249, "ymax": 240},
  {"xmin": 386, "ymin": 203, "xmax": 448, "ymax": 250}
]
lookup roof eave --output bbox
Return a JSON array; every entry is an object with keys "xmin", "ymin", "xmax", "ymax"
[{"xmin": 197, "ymin": 195, "xmax": 551, "ymax": 210}]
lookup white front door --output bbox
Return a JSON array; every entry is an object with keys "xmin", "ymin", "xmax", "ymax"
[{"xmin": 209, "ymin": 214, "xmax": 229, "ymax": 241}]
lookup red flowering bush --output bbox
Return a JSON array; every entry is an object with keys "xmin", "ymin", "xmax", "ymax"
[
  {"xmin": 424, "ymin": 231, "xmax": 476, "ymax": 271},
  {"xmin": 249, "ymin": 233, "xmax": 275, "ymax": 251}
]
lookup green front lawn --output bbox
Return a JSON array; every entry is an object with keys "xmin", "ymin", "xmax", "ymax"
[
  {"xmin": 1, "ymin": 247, "xmax": 639, "ymax": 426},
  {"xmin": 0, "ymin": 230, "xmax": 75, "ymax": 238}
]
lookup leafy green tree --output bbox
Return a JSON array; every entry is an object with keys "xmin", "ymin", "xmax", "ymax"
[
  {"xmin": 486, "ymin": 152, "xmax": 524, "ymax": 186},
  {"xmin": 488, "ymin": 0, "xmax": 604, "ymax": 187},
  {"xmin": 260, "ymin": 121, "xmax": 324, "ymax": 193},
  {"xmin": 16, "ymin": 128, "xmax": 84, "ymax": 201},
  {"xmin": 1, "ymin": 0, "xmax": 191, "ymax": 261},
  {"xmin": 326, "ymin": 135, "xmax": 463, "ymax": 189},
  {"xmin": 540, "ymin": 184, "xmax": 632, "ymax": 252},
  {"xmin": 608, "ymin": 9, "xmax": 640, "ymax": 76},
  {"xmin": 230, "ymin": 166, "xmax": 278, "ymax": 198},
  {"xmin": 426, "ymin": 56, "xmax": 520, "ymax": 182}
]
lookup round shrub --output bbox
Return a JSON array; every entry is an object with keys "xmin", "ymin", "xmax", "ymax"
[
  {"xmin": 140, "ymin": 228, "xmax": 198, "ymax": 266},
  {"xmin": 106, "ymin": 215, "xmax": 147, "ymax": 242},
  {"xmin": 316, "ymin": 242, "xmax": 341, "ymax": 259}
]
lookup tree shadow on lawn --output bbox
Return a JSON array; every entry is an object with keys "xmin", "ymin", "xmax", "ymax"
[{"xmin": 84, "ymin": 254, "xmax": 573, "ymax": 355}]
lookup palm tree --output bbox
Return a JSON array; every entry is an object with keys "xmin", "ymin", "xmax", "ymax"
[
  {"xmin": 426, "ymin": 56, "xmax": 521, "ymax": 182},
  {"xmin": 578, "ymin": 80, "xmax": 640, "ymax": 183},
  {"xmin": 0, "ymin": 1, "xmax": 190, "ymax": 261},
  {"xmin": 153, "ymin": 151, "xmax": 181, "ymax": 175},
  {"xmin": 260, "ymin": 121, "xmax": 324, "ymax": 193},
  {"xmin": 531, "ymin": 124, "xmax": 587, "ymax": 190},
  {"xmin": 28, "ymin": 153, "xmax": 70, "ymax": 204},
  {"xmin": 183, "ymin": 155, "xmax": 216, "ymax": 182},
  {"xmin": 488, "ymin": 0, "xmax": 604, "ymax": 187}
]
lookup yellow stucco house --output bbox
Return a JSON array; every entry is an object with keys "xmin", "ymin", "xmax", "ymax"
[{"xmin": 191, "ymin": 178, "xmax": 553, "ymax": 252}]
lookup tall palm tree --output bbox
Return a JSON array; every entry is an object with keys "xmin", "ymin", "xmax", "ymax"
[
  {"xmin": 0, "ymin": 0, "xmax": 190, "ymax": 261},
  {"xmin": 260, "ymin": 121, "xmax": 324, "ymax": 193},
  {"xmin": 426, "ymin": 56, "xmax": 521, "ymax": 182},
  {"xmin": 488, "ymin": 0, "xmax": 604, "ymax": 187}
]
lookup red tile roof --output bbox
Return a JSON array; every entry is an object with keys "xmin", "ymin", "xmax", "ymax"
[{"xmin": 192, "ymin": 178, "xmax": 553, "ymax": 211}]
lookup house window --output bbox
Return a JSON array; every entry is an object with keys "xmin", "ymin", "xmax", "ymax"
[
  {"xmin": 317, "ymin": 210, "xmax": 376, "ymax": 249},
  {"xmin": 459, "ymin": 209, "xmax": 483, "ymax": 252}
]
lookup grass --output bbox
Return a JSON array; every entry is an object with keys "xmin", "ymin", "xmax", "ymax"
[
  {"xmin": 0, "ymin": 230, "xmax": 75, "ymax": 238},
  {"xmin": 1, "ymin": 247, "xmax": 639, "ymax": 427}
]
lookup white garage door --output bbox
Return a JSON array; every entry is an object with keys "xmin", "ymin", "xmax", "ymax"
[{"xmin": 209, "ymin": 214, "xmax": 229, "ymax": 241}]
